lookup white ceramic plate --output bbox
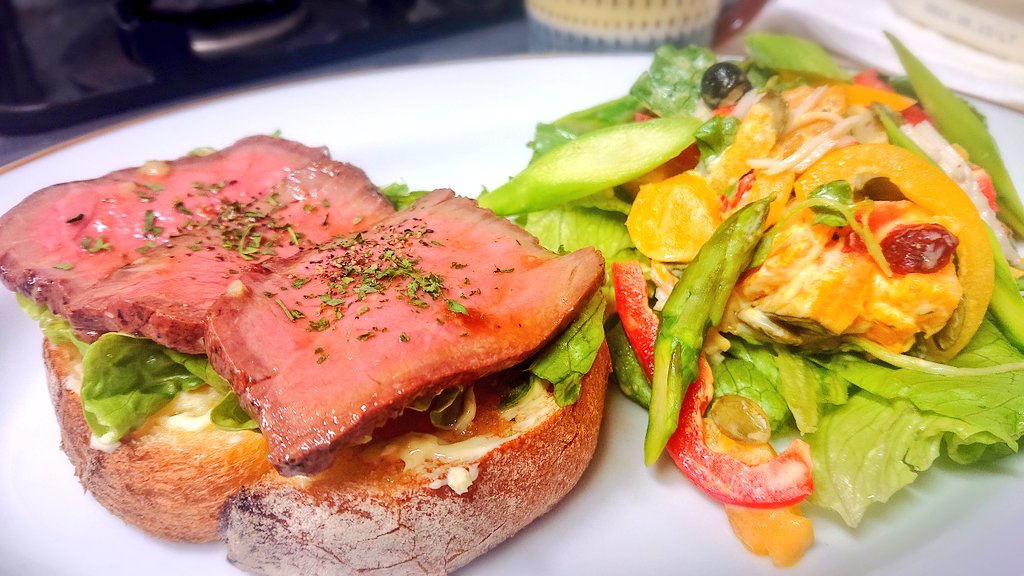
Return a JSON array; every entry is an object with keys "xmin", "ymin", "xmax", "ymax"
[{"xmin": 1, "ymin": 54, "xmax": 1022, "ymax": 576}]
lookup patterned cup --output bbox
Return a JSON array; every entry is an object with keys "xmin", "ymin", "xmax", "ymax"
[{"xmin": 526, "ymin": 0, "xmax": 724, "ymax": 51}]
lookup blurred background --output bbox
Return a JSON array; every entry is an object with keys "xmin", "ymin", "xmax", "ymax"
[{"xmin": 1, "ymin": 0, "xmax": 1021, "ymax": 164}]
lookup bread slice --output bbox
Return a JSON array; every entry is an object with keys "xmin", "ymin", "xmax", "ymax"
[
  {"xmin": 44, "ymin": 339, "xmax": 272, "ymax": 542},
  {"xmin": 43, "ymin": 337, "xmax": 611, "ymax": 573}
]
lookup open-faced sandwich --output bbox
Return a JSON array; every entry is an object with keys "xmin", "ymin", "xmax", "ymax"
[{"xmin": 1, "ymin": 135, "xmax": 611, "ymax": 575}]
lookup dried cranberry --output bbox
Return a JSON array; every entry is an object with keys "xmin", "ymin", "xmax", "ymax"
[{"xmin": 880, "ymin": 223, "xmax": 959, "ymax": 274}]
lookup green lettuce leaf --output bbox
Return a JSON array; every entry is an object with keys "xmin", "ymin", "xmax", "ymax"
[
  {"xmin": 710, "ymin": 338, "xmax": 790, "ymax": 431},
  {"xmin": 16, "ymin": 295, "xmax": 89, "ymax": 354},
  {"xmin": 529, "ymin": 295, "xmax": 606, "ymax": 406},
  {"xmin": 379, "ymin": 182, "xmax": 429, "ymax": 210},
  {"xmin": 773, "ymin": 345, "xmax": 848, "ymax": 434},
  {"xmin": 81, "ymin": 334, "xmax": 208, "ymax": 443},
  {"xmin": 211, "ymin": 391, "xmax": 261, "ymax": 431},
  {"xmin": 694, "ymin": 115, "xmax": 739, "ymax": 163},
  {"xmin": 822, "ymin": 329, "xmax": 1024, "ymax": 449},
  {"xmin": 809, "ymin": 392, "xmax": 991, "ymax": 527},
  {"xmin": 163, "ymin": 348, "xmax": 232, "ymax": 395},
  {"xmin": 809, "ymin": 320, "xmax": 1024, "ymax": 525},
  {"xmin": 520, "ymin": 202, "xmax": 642, "ymax": 264},
  {"xmin": 528, "ymin": 95, "xmax": 641, "ymax": 161},
  {"xmin": 711, "ymin": 338, "xmax": 849, "ymax": 434},
  {"xmin": 630, "ymin": 44, "xmax": 717, "ymax": 117}
]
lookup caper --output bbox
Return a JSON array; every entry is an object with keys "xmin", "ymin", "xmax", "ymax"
[
  {"xmin": 707, "ymin": 394, "xmax": 771, "ymax": 444},
  {"xmin": 700, "ymin": 62, "xmax": 752, "ymax": 109}
]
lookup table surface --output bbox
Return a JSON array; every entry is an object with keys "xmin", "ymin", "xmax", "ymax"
[{"xmin": 0, "ymin": 19, "xmax": 532, "ymax": 169}]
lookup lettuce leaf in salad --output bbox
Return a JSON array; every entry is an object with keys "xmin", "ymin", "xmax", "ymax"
[
  {"xmin": 529, "ymin": 95, "xmax": 642, "ymax": 161},
  {"xmin": 809, "ymin": 392, "xmax": 992, "ymax": 527},
  {"xmin": 773, "ymin": 344, "xmax": 848, "ymax": 434},
  {"xmin": 694, "ymin": 114, "xmax": 739, "ymax": 164},
  {"xmin": 823, "ymin": 327, "xmax": 1024, "ymax": 449},
  {"xmin": 711, "ymin": 338, "xmax": 848, "ymax": 434},
  {"xmin": 710, "ymin": 338, "xmax": 790, "ymax": 431},
  {"xmin": 808, "ymin": 320, "xmax": 1024, "ymax": 525},
  {"xmin": 630, "ymin": 43, "xmax": 717, "ymax": 118},
  {"xmin": 520, "ymin": 200, "xmax": 639, "ymax": 261}
]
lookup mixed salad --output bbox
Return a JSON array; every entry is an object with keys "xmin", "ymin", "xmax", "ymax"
[{"xmin": 476, "ymin": 32, "xmax": 1024, "ymax": 566}]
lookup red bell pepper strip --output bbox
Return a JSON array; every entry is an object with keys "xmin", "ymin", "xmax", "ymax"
[
  {"xmin": 971, "ymin": 164, "xmax": 999, "ymax": 213},
  {"xmin": 612, "ymin": 260, "xmax": 659, "ymax": 380},
  {"xmin": 711, "ymin": 105, "xmax": 736, "ymax": 117},
  {"xmin": 852, "ymin": 68, "xmax": 893, "ymax": 91},
  {"xmin": 721, "ymin": 170, "xmax": 756, "ymax": 214},
  {"xmin": 667, "ymin": 357, "xmax": 814, "ymax": 508},
  {"xmin": 900, "ymin": 104, "xmax": 932, "ymax": 126}
]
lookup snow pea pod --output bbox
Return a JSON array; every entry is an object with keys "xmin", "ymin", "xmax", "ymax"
[
  {"xmin": 478, "ymin": 116, "xmax": 702, "ymax": 216},
  {"xmin": 987, "ymin": 226, "xmax": 1024, "ymax": 352},
  {"xmin": 873, "ymin": 103, "xmax": 932, "ymax": 162},
  {"xmin": 886, "ymin": 32, "xmax": 1024, "ymax": 237},
  {"xmin": 644, "ymin": 198, "xmax": 770, "ymax": 465},
  {"xmin": 744, "ymin": 33, "xmax": 849, "ymax": 82}
]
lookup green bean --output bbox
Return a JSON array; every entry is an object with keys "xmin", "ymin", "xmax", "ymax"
[
  {"xmin": 607, "ymin": 320, "xmax": 652, "ymax": 409},
  {"xmin": 644, "ymin": 198, "xmax": 770, "ymax": 465}
]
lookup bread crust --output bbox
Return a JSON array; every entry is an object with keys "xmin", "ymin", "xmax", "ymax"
[
  {"xmin": 44, "ymin": 337, "xmax": 610, "ymax": 572},
  {"xmin": 221, "ymin": 344, "xmax": 611, "ymax": 576},
  {"xmin": 44, "ymin": 339, "xmax": 272, "ymax": 543}
]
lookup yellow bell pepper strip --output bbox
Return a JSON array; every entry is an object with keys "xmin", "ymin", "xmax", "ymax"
[
  {"xmin": 705, "ymin": 96, "xmax": 784, "ymax": 195},
  {"xmin": 742, "ymin": 169, "xmax": 794, "ymax": 227},
  {"xmin": 794, "ymin": 144, "xmax": 994, "ymax": 361},
  {"xmin": 987, "ymin": 227, "xmax": 1024, "ymax": 352},
  {"xmin": 645, "ymin": 198, "xmax": 770, "ymax": 465},
  {"xmin": 478, "ymin": 116, "xmax": 703, "ymax": 216},
  {"xmin": 842, "ymin": 84, "xmax": 916, "ymax": 111},
  {"xmin": 886, "ymin": 32, "xmax": 1024, "ymax": 237},
  {"xmin": 666, "ymin": 356, "xmax": 814, "ymax": 507}
]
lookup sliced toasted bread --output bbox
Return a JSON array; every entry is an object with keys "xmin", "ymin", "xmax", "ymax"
[
  {"xmin": 44, "ymin": 339, "xmax": 271, "ymax": 543},
  {"xmin": 44, "ymin": 336, "xmax": 610, "ymax": 572}
]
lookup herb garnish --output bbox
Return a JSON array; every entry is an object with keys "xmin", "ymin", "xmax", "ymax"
[
  {"xmin": 274, "ymin": 297, "xmax": 305, "ymax": 321},
  {"xmin": 447, "ymin": 299, "xmax": 469, "ymax": 315},
  {"xmin": 81, "ymin": 236, "xmax": 111, "ymax": 253},
  {"xmin": 314, "ymin": 347, "xmax": 329, "ymax": 364},
  {"xmin": 143, "ymin": 210, "xmax": 164, "ymax": 236},
  {"xmin": 307, "ymin": 318, "xmax": 330, "ymax": 332}
]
